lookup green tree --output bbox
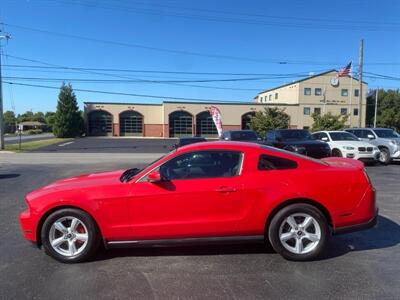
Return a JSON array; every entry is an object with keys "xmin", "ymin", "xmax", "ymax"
[
  {"xmin": 3, "ymin": 110, "xmax": 16, "ymax": 133},
  {"xmin": 249, "ymin": 107, "xmax": 290, "ymax": 137},
  {"xmin": 17, "ymin": 111, "xmax": 34, "ymax": 123},
  {"xmin": 33, "ymin": 112, "xmax": 45, "ymax": 123},
  {"xmin": 311, "ymin": 112, "xmax": 348, "ymax": 132},
  {"xmin": 53, "ymin": 83, "xmax": 83, "ymax": 138},
  {"xmin": 376, "ymin": 89, "xmax": 400, "ymax": 131},
  {"xmin": 44, "ymin": 111, "xmax": 56, "ymax": 131}
]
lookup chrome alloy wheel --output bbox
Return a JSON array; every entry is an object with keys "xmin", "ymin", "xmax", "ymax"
[
  {"xmin": 49, "ymin": 216, "xmax": 89, "ymax": 257},
  {"xmin": 278, "ymin": 213, "xmax": 321, "ymax": 255},
  {"xmin": 378, "ymin": 151, "xmax": 388, "ymax": 163}
]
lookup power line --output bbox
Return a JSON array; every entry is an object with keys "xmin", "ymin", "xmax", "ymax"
[
  {"xmin": 31, "ymin": 0, "xmax": 400, "ymax": 32},
  {"xmin": 2, "ymin": 64, "xmax": 330, "ymax": 77},
  {"xmin": 3, "ymin": 81, "xmax": 254, "ymax": 103},
  {"xmin": 4, "ymin": 23, "xmax": 400, "ymax": 67},
  {"xmin": 2, "ymin": 23, "xmax": 352, "ymax": 66}
]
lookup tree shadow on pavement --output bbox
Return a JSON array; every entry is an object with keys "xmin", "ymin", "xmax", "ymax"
[{"xmin": 91, "ymin": 215, "xmax": 399, "ymax": 262}]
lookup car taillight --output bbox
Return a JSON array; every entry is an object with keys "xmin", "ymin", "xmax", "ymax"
[{"xmin": 363, "ymin": 168, "xmax": 372, "ymax": 186}]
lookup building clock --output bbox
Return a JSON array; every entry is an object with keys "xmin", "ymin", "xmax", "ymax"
[{"xmin": 330, "ymin": 77, "xmax": 339, "ymax": 87}]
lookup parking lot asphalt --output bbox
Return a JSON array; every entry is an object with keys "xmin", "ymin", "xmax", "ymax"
[
  {"xmin": 1, "ymin": 152, "xmax": 399, "ymax": 299},
  {"xmin": 34, "ymin": 137, "xmax": 178, "ymax": 153}
]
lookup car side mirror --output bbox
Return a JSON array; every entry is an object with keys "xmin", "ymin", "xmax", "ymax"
[
  {"xmin": 367, "ymin": 134, "xmax": 375, "ymax": 140},
  {"xmin": 321, "ymin": 137, "xmax": 329, "ymax": 142},
  {"xmin": 147, "ymin": 170, "xmax": 162, "ymax": 183}
]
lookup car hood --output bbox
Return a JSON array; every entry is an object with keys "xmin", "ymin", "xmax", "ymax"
[{"xmin": 26, "ymin": 170, "xmax": 125, "ymax": 200}]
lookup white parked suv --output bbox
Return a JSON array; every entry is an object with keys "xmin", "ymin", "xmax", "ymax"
[
  {"xmin": 312, "ymin": 131, "xmax": 380, "ymax": 162},
  {"xmin": 345, "ymin": 128, "xmax": 400, "ymax": 164}
]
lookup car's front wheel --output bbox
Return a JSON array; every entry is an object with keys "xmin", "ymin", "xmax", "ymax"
[
  {"xmin": 268, "ymin": 204, "xmax": 329, "ymax": 261},
  {"xmin": 378, "ymin": 148, "xmax": 391, "ymax": 165},
  {"xmin": 41, "ymin": 208, "xmax": 100, "ymax": 263}
]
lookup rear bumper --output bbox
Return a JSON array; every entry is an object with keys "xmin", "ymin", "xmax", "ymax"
[{"xmin": 334, "ymin": 208, "xmax": 378, "ymax": 235}]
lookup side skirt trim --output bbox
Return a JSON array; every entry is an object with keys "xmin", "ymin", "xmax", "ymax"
[{"xmin": 105, "ymin": 235, "xmax": 264, "ymax": 248}]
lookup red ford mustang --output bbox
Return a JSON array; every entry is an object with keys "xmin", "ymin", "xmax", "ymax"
[{"xmin": 20, "ymin": 142, "xmax": 378, "ymax": 263}]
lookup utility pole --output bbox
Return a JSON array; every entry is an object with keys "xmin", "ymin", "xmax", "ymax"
[
  {"xmin": 358, "ymin": 39, "xmax": 364, "ymax": 127},
  {"xmin": 374, "ymin": 88, "xmax": 379, "ymax": 128},
  {"xmin": 0, "ymin": 32, "xmax": 11, "ymax": 150}
]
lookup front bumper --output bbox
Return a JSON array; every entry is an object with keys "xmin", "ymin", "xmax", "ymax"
[
  {"xmin": 392, "ymin": 150, "xmax": 400, "ymax": 158},
  {"xmin": 342, "ymin": 150, "xmax": 380, "ymax": 161},
  {"xmin": 19, "ymin": 208, "xmax": 37, "ymax": 243},
  {"xmin": 334, "ymin": 209, "xmax": 378, "ymax": 235}
]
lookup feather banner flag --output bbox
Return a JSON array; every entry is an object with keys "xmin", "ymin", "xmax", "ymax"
[{"xmin": 208, "ymin": 106, "xmax": 223, "ymax": 137}]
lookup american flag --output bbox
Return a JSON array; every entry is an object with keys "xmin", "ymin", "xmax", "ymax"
[
  {"xmin": 336, "ymin": 61, "xmax": 352, "ymax": 77},
  {"xmin": 208, "ymin": 106, "xmax": 223, "ymax": 137}
]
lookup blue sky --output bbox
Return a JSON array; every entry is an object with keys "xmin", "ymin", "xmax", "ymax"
[{"xmin": 1, "ymin": 0, "xmax": 399, "ymax": 114}]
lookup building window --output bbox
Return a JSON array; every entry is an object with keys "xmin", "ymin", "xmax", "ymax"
[
  {"xmin": 304, "ymin": 107, "xmax": 311, "ymax": 115},
  {"xmin": 353, "ymin": 108, "xmax": 359, "ymax": 116},
  {"xmin": 275, "ymin": 93, "xmax": 278, "ymax": 100},
  {"xmin": 354, "ymin": 89, "xmax": 359, "ymax": 97},
  {"xmin": 260, "ymin": 96, "xmax": 263, "ymax": 102},
  {"xmin": 315, "ymin": 88, "xmax": 322, "ymax": 96},
  {"xmin": 340, "ymin": 108, "xmax": 348, "ymax": 115},
  {"xmin": 269, "ymin": 95, "xmax": 272, "ymax": 101},
  {"xmin": 304, "ymin": 88, "xmax": 311, "ymax": 96},
  {"xmin": 314, "ymin": 107, "xmax": 321, "ymax": 115},
  {"xmin": 341, "ymin": 89, "xmax": 348, "ymax": 96}
]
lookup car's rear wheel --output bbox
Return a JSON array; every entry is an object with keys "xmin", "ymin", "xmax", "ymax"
[
  {"xmin": 41, "ymin": 208, "xmax": 100, "ymax": 263},
  {"xmin": 378, "ymin": 148, "xmax": 391, "ymax": 165},
  {"xmin": 268, "ymin": 204, "xmax": 329, "ymax": 261}
]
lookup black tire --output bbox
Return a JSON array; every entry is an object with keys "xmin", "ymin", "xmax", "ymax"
[
  {"xmin": 268, "ymin": 204, "xmax": 329, "ymax": 261},
  {"xmin": 378, "ymin": 148, "xmax": 391, "ymax": 165},
  {"xmin": 41, "ymin": 208, "xmax": 100, "ymax": 263},
  {"xmin": 332, "ymin": 149, "xmax": 342, "ymax": 157}
]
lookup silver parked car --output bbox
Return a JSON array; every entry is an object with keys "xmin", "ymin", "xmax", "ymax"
[{"xmin": 345, "ymin": 128, "xmax": 400, "ymax": 164}]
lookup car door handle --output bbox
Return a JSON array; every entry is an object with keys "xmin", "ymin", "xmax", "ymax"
[{"xmin": 215, "ymin": 186, "xmax": 237, "ymax": 193}]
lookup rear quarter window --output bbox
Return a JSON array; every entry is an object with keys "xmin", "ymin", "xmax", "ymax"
[{"xmin": 258, "ymin": 154, "xmax": 298, "ymax": 170}]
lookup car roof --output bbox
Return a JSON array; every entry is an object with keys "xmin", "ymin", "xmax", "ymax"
[
  {"xmin": 176, "ymin": 141, "xmax": 261, "ymax": 152},
  {"xmin": 346, "ymin": 127, "xmax": 391, "ymax": 130},
  {"xmin": 223, "ymin": 130, "xmax": 255, "ymax": 133},
  {"xmin": 316, "ymin": 130, "xmax": 348, "ymax": 133}
]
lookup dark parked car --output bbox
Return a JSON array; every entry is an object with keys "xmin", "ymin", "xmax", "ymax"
[
  {"xmin": 265, "ymin": 129, "xmax": 331, "ymax": 158},
  {"xmin": 221, "ymin": 130, "xmax": 262, "ymax": 143},
  {"xmin": 174, "ymin": 137, "xmax": 207, "ymax": 149}
]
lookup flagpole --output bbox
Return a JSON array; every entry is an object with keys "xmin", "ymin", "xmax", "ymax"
[{"xmin": 349, "ymin": 75, "xmax": 353, "ymax": 126}]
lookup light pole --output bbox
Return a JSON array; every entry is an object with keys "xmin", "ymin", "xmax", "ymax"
[{"xmin": 0, "ymin": 32, "xmax": 11, "ymax": 150}]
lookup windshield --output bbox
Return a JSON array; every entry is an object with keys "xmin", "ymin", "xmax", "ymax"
[
  {"xmin": 279, "ymin": 130, "xmax": 311, "ymax": 140},
  {"xmin": 329, "ymin": 132, "xmax": 358, "ymax": 141},
  {"xmin": 373, "ymin": 129, "xmax": 398, "ymax": 138},
  {"xmin": 231, "ymin": 131, "xmax": 258, "ymax": 141}
]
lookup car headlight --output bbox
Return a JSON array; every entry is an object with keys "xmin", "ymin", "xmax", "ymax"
[
  {"xmin": 342, "ymin": 146, "xmax": 355, "ymax": 150},
  {"xmin": 373, "ymin": 147, "xmax": 379, "ymax": 151}
]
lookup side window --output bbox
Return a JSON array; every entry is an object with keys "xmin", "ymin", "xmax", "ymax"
[
  {"xmin": 364, "ymin": 130, "xmax": 375, "ymax": 138},
  {"xmin": 266, "ymin": 131, "xmax": 275, "ymax": 141},
  {"xmin": 314, "ymin": 132, "xmax": 328, "ymax": 140},
  {"xmin": 258, "ymin": 154, "xmax": 298, "ymax": 171},
  {"xmin": 350, "ymin": 130, "xmax": 362, "ymax": 138},
  {"xmin": 312, "ymin": 133, "xmax": 321, "ymax": 140},
  {"xmin": 160, "ymin": 151, "xmax": 242, "ymax": 180}
]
